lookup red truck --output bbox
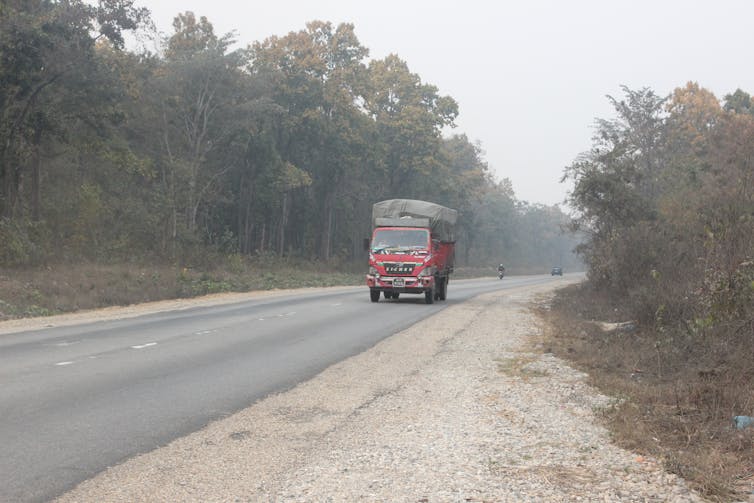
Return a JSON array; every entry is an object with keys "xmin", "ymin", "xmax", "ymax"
[{"xmin": 366, "ymin": 199, "xmax": 457, "ymax": 304}]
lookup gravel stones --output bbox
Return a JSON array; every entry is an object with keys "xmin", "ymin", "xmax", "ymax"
[{"xmin": 57, "ymin": 282, "xmax": 703, "ymax": 502}]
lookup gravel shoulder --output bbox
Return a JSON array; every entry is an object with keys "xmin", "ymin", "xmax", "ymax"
[{"xmin": 55, "ymin": 281, "xmax": 703, "ymax": 502}]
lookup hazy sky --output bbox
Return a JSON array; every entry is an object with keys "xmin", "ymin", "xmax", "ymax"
[{"xmin": 134, "ymin": 0, "xmax": 754, "ymax": 207}]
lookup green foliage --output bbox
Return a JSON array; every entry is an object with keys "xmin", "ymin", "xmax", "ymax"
[
  {"xmin": 176, "ymin": 270, "xmax": 233, "ymax": 297},
  {"xmin": 567, "ymin": 83, "xmax": 754, "ymax": 347},
  {"xmin": 0, "ymin": 0, "xmax": 150, "ymax": 219},
  {"xmin": 0, "ymin": 217, "xmax": 50, "ymax": 264},
  {"xmin": 0, "ymin": 10, "xmax": 576, "ymax": 272},
  {"xmin": 723, "ymin": 88, "xmax": 753, "ymax": 115}
]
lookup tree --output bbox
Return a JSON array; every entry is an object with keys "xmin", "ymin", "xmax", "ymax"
[
  {"xmin": 0, "ymin": 0, "xmax": 148, "ymax": 218},
  {"xmin": 438, "ymin": 134, "xmax": 491, "ymax": 264},
  {"xmin": 564, "ymin": 86, "xmax": 667, "ymax": 289},
  {"xmin": 723, "ymin": 88, "xmax": 752, "ymax": 115},
  {"xmin": 153, "ymin": 12, "xmax": 251, "ymax": 246},
  {"xmin": 364, "ymin": 54, "xmax": 458, "ymax": 198},
  {"xmin": 663, "ymin": 82, "xmax": 722, "ymax": 183},
  {"xmin": 250, "ymin": 21, "xmax": 371, "ymax": 259},
  {"xmin": 694, "ymin": 110, "xmax": 754, "ymax": 330}
]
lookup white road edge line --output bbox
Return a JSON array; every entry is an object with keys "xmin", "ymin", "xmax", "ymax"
[
  {"xmin": 131, "ymin": 342, "xmax": 157, "ymax": 349},
  {"xmin": 55, "ymin": 361, "xmax": 74, "ymax": 366}
]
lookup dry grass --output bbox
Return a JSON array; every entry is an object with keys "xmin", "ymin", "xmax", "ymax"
[
  {"xmin": 537, "ymin": 283, "xmax": 754, "ymax": 502},
  {"xmin": 0, "ymin": 258, "xmax": 362, "ymax": 320},
  {"xmin": 495, "ymin": 355, "xmax": 549, "ymax": 379}
]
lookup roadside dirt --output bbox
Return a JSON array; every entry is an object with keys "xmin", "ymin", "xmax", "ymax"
[{"xmin": 50, "ymin": 280, "xmax": 703, "ymax": 502}]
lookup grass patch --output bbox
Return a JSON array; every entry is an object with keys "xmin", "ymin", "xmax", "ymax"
[
  {"xmin": 495, "ymin": 355, "xmax": 549, "ymax": 379},
  {"xmin": 0, "ymin": 256, "xmax": 363, "ymax": 320},
  {"xmin": 538, "ymin": 283, "xmax": 754, "ymax": 501}
]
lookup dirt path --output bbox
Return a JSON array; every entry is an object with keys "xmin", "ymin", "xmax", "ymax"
[{"xmin": 54, "ymin": 281, "xmax": 702, "ymax": 502}]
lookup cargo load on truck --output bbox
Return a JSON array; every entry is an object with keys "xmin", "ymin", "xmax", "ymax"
[
  {"xmin": 371, "ymin": 199, "xmax": 457, "ymax": 242},
  {"xmin": 366, "ymin": 199, "xmax": 457, "ymax": 305}
]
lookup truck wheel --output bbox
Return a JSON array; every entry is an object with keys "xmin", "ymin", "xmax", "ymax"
[
  {"xmin": 439, "ymin": 277, "xmax": 447, "ymax": 300},
  {"xmin": 370, "ymin": 289, "xmax": 380, "ymax": 302},
  {"xmin": 425, "ymin": 288, "xmax": 434, "ymax": 304}
]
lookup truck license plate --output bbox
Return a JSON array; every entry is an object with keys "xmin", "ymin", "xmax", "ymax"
[{"xmin": 393, "ymin": 278, "xmax": 405, "ymax": 287}]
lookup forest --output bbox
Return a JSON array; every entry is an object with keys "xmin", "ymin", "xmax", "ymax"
[
  {"xmin": 0, "ymin": 1, "xmax": 579, "ymax": 273},
  {"xmin": 566, "ymin": 82, "xmax": 753, "ymax": 345},
  {"xmin": 556, "ymin": 83, "xmax": 754, "ymax": 497}
]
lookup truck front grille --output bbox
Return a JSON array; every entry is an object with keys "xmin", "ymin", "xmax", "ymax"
[{"xmin": 384, "ymin": 263, "xmax": 415, "ymax": 275}]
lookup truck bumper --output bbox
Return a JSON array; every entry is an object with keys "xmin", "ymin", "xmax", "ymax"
[{"xmin": 366, "ymin": 274, "xmax": 434, "ymax": 293}]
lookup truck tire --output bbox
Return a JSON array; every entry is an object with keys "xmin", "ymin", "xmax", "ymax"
[
  {"xmin": 370, "ymin": 289, "xmax": 380, "ymax": 302},
  {"xmin": 425, "ymin": 288, "xmax": 434, "ymax": 304},
  {"xmin": 439, "ymin": 277, "xmax": 447, "ymax": 300}
]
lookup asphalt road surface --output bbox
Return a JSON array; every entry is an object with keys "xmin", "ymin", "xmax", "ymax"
[{"xmin": 0, "ymin": 274, "xmax": 566, "ymax": 502}]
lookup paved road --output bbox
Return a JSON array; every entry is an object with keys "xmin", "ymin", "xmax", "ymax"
[{"xmin": 0, "ymin": 274, "xmax": 566, "ymax": 502}]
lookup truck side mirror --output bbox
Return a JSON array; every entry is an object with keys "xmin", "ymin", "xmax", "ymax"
[{"xmin": 363, "ymin": 238, "xmax": 370, "ymax": 251}]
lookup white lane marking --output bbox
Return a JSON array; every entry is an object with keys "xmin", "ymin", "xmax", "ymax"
[
  {"xmin": 259, "ymin": 312, "xmax": 295, "ymax": 321},
  {"xmin": 194, "ymin": 330, "xmax": 217, "ymax": 335},
  {"xmin": 331, "ymin": 303, "xmax": 342, "ymax": 307},
  {"xmin": 55, "ymin": 361, "xmax": 74, "ymax": 366},
  {"xmin": 131, "ymin": 342, "xmax": 157, "ymax": 349},
  {"xmin": 42, "ymin": 340, "xmax": 80, "ymax": 347}
]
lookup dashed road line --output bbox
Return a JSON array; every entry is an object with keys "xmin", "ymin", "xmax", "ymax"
[{"xmin": 131, "ymin": 342, "xmax": 157, "ymax": 349}]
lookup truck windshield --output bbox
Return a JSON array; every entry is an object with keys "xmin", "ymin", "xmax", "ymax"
[{"xmin": 371, "ymin": 228, "xmax": 429, "ymax": 253}]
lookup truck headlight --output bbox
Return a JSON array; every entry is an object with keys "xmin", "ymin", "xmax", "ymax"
[
  {"xmin": 417, "ymin": 267, "xmax": 434, "ymax": 278},
  {"xmin": 369, "ymin": 266, "xmax": 379, "ymax": 277}
]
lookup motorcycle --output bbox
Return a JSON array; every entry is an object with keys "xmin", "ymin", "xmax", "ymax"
[{"xmin": 498, "ymin": 270, "xmax": 505, "ymax": 279}]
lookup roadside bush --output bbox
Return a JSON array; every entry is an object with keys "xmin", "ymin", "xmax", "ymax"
[
  {"xmin": 0, "ymin": 219, "xmax": 51, "ymax": 266},
  {"xmin": 542, "ymin": 284, "xmax": 754, "ymax": 500}
]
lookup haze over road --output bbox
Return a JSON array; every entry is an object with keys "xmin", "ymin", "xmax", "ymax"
[{"xmin": 0, "ymin": 275, "xmax": 566, "ymax": 502}]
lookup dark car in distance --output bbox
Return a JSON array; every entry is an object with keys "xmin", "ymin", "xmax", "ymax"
[{"xmin": 551, "ymin": 267, "xmax": 563, "ymax": 276}]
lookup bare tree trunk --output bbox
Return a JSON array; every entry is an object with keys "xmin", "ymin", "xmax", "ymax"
[
  {"xmin": 0, "ymin": 71, "xmax": 65, "ymax": 220},
  {"xmin": 237, "ymin": 194, "xmax": 249, "ymax": 255},
  {"xmin": 31, "ymin": 154, "xmax": 40, "ymax": 221},
  {"xmin": 1, "ymin": 156, "xmax": 18, "ymax": 219},
  {"xmin": 278, "ymin": 192, "xmax": 290, "ymax": 255},
  {"xmin": 30, "ymin": 128, "xmax": 42, "ymax": 221},
  {"xmin": 160, "ymin": 109, "xmax": 179, "ymax": 257},
  {"xmin": 322, "ymin": 204, "xmax": 333, "ymax": 261}
]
